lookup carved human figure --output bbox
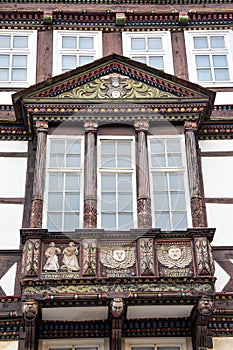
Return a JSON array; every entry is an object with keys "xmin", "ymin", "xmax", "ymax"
[
  {"xmin": 110, "ymin": 298, "xmax": 125, "ymax": 318},
  {"xmin": 43, "ymin": 242, "xmax": 61, "ymax": 271},
  {"xmin": 168, "ymin": 246, "xmax": 182, "ymax": 261},
  {"xmin": 61, "ymin": 241, "xmax": 80, "ymax": 272},
  {"xmin": 22, "ymin": 300, "xmax": 38, "ymax": 321},
  {"xmin": 198, "ymin": 296, "xmax": 213, "ymax": 315}
]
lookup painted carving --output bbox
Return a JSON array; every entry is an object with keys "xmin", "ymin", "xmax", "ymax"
[
  {"xmin": 43, "ymin": 242, "xmax": 61, "ymax": 272},
  {"xmin": 22, "ymin": 239, "xmax": 41, "ymax": 277},
  {"xmin": 198, "ymin": 296, "xmax": 213, "ymax": 316},
  {"xmin": 59, "ymin": 73, "xmax": 174, "ymax": 100},
  {"xmin": 100, "ymin": 244, "xmax": 136, "ymax": 277},
  {"xmin": 82, "ymin": 239, "xmax": 97, "ymax": 276},
  {"xmin": 157, "ymin": 242, "xmax": 193, "ymax": 277},
  {"xmin": 22, "ymin": 300, "xmax": 38, "ymax": 321},
  {"xmin": 194, "ymin": 237, "xmax": 211, "ymax": 275},
  {"xmin": 61, "ymin": 242, "xmax": 80, "ymax": 272},
  {"xmin": 110, "ymin": 298, "xmax": 125, "ymax": 318},
  {"xmin": 138, "ymin": 238, "xmax": 155, "ymax": 276}
]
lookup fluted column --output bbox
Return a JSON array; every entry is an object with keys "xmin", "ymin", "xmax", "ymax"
[
  {"xmin": 184, "ymin": 121, "xmax": 206, "ymax": 227},
  {"xmin": 134, "ymin": 121, "xmax": 152, "ymax": 228},
  {"xmin": 84, "ymin": 122, "xmax": 98, "ymax": 228},
  {"xmin": 30, "ymin": 121, "xmax": 48, "ymax": 228}
]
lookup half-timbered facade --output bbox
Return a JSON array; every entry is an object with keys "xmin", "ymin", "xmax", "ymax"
[{"xmin": 0, "ymin": 1, "xmax": 233, "ymax": 350}]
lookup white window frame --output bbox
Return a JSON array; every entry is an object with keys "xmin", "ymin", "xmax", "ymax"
[
  {"xmin": 148, "ymin": 135, "xmax": 191, "ymax": 231},
  {"xmin": 97, "ymin": 136, "xmax": 137, "ymax": 231},
  {"xmin": 185, "ymin": 29, "xmax": 233, "ymax": 87},
  {"xmin": 125, "ymin": 337, "xmax": 189, "ymax": 350},
  {"xmin": 122, "ymin": 31, "xmax": 174, "ymax": 74},
  {"xmin": 0, "ymin": 29, "xmax": 37, "ymax": 87},
  {"xmin": 41, "ymin": 338, "xmax": 105, "ymax": 350},
  {"xmin": 53, "ymin": 30, "xmax": 102, "ymax": 76},
  {"xmin": 43, "ymin": 135, "xmax": 84, "ymax": 232}
]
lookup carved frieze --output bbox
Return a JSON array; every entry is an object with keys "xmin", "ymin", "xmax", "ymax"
[{"xmin": 157, "ymin": 241, "xmax": 193, "ymax": 277}]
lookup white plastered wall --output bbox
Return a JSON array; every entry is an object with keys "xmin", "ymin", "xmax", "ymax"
[
  {"xmin": 0, "ymin": 341, "xmax": 18, "ymax": 350},
  {"xmin": 213, "ymin": 337, "xmax": 233, "ymax": 350}
]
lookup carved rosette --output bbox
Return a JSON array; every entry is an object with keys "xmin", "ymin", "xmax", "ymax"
[
  {"xmin": 82, "ymin": 239, "xmax": 97, "ymax": 276},
  {"xmin": 137, "ymin": 198, "xmax": 152, "ymax": 228},
  {"xmin": 30, "ymin": 199, "xmax": 43, "ymax": 228},
  {"xmin": 194, "ymin": 237, "xmax": 212, "ymax": 275},
  {"xmin": 84, "ymin": 199, "xmax": 97, "ymax": 228},
  {"xmin": 138, "ymin": 238, "xmax": 155, "ymax": 276},
  {"xmin": 191, "ymin": 197, "xmax": 206, "ymax": 227},
  {"xmin": 22, "ymin": 239, "xmax": 41, "ymax": 277}
]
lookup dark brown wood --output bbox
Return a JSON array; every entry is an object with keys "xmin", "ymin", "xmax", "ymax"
[
  {"xmin": 201, "ymin": 151, "xmax": 233, "ymax": 157},
  {"xmin": 0, "ymin": 152, "xmax": 27, "ymax": 157},
  {"xmin": 103, "ymin": 32, "xmax": 122, "ymax": 56},
  {"xmin": 36, "ymin": 30, "xmax": 53, "ymax": 83},
  {"xmin": 0, "ymin": 198, "xmax": 24, "ymax": 204},
  {"xmin": 205, "ymin": 198, "xmax": 233, "ymax": 204},
  {"xmin": 171, "ymin": 31, "xmax": 189, "ymax": 80}
]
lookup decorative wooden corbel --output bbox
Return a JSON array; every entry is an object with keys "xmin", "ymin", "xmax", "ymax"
[
  {"xmin": 110, "ymin": 298, "xmax": 125, "ymax": 350},
  {"xmin": 22, "ymin": 300, "xmax": 39, "ymax": 350}
]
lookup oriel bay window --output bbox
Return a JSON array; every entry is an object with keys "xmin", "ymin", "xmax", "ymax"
[
  {"xmin": 45, "ymin": 137, "xmax": 84, "ymax": 232},
  {"xmin": 97, "ymin": 137, "xmax": 137, "ymax": 230},
  {"xmin": 148, "ymin": 136, "xmax": 190, "ymax": 231}
]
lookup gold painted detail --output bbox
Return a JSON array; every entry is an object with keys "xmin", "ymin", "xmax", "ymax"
[
  {"xmin": 100, "ymin": 245, "xmax": 135, "ymax": 269},
  {"xmin": 157, "ymin": 242, "xmax": 192, "ymax": 269},
  {"xmin": 59, "ymin": 74, "xmax": 174, "ymax": 99}
]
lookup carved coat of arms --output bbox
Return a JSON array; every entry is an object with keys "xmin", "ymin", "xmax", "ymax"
[
  {"xmin": 158, "ymin": 244, "xmax": 192, "ymax": 269},
  {"xmin": 100, "ymin": 246, "xmax": 135, "ymax": 269}
]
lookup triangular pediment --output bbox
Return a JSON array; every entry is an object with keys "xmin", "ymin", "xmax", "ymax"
[{"xmin": 12, "ymin": 54, "xmax": 215, "ymax": 129}]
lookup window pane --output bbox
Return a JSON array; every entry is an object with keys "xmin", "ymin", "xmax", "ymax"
[
  {"xmin": 66, "ymin": 174, "xmax": 80, "ymax": 190},
  {"xmin": 67, "ymin": 140, "xmax": 81, "ymax": 154},
  {"xmin": 62, "ymin": 36, "xmax": 76, "ymax": 49},
  {"xmin": 51, "ymin": 140, "xmax": 65, "ymax": 153},
  {"xmin": 101, "ymin": 193, "xmax": 116, "ymax": 211},
  {"xmin": 210, "ymin": 36, "xmax": 225, "ymax": 49},
  {"xmin": 64, "ymin": 212, "xmax": 79, "ymax": 231},
  {"xmin": 102, "ymin": 141, "xmax": 115, "ymax": 154},
  {"xmin": 117, "ymin": 157, "xmax": 131, "ymax": 168},
  {"xmin": 50, "ymin": 154, "xmax": 65, "ymax": 168},
  {"xmin": 172, "ymin": 212, "xmax": 187, "ymax": 230},
  {"xmin": 193, "ymin": 36, "xmax": 208, "ymax": 49},
  {"xmin": 13, "ymin": 36, "xmax": 28, "ymax": 48},
  {"xmin": 167, "ymin": 154, "xmax": 182, "ymax": 167},
  {"xmin": 0, "ymin": 55, "xmax": 9, "ymax": 67},
  {"xmin": 155, "ymin": 211, "xmax": 171, "ymax": 230},
  {"xmin": 101, "ymin": 174, "xmax": 116, "ymax": 190},
  {"xmin": 213, "ymin": 55, "xmax": 228, "ymax": 67},
  {"xmin": 66, "ymin": 154, "xmax": 80, "ymax": 167},
  {"xmin": 151, "ymin": 154, "xmax": 166, "ymax": 167},
  {"xmin": 132, "ymin": 56, "xmax": 147, "ymax": 64},
  {"xmin": 151, "ymin": 140, "xmax": 165, "ymax": 153},
  {"xmin": 12, "ymin": 68, "xmax": 27, "ymax": 81},
  {"xmin": 149, "ymin": 56, "xmax": 164, "ymax": 69},
  {"xmin": 101, "ymin": 154, "xmax": 116, "ymax": 167},
  {"xmin": 48, "ymin": 193, "xmax": 63, "ymax": 210},
  {"xmin": 79, "ymin": 56, "xmax": 94, "ymax": 65},
  {"xmin": 197, "ymin": 69, "xmax": 212, "ymax": 81},
  {"xmin": 153, "ymin": 173, "xmax": 168, "ymax": 190},
  {"xmin": 79, "ymin": 37, "xmax": 93, "ymax": 49},
  {"xmin": 118, "ymin": 174, "xmax": 132, "ymax": 190},
  {"xmin": 118, "ymin": 213, "xmax": 133, "ymax": 230},
  {"xmin": 0, "ymin": 68, "xmax": 9, "ymax": 80},
  {"xmin": 102, "ymin": 213, "xmax": 116, "ymax": 229},
  {"xmin": 118, "ymin": 193, "xmax": 133, "ymax": 211},
  {"xmin": 47, "ymin": 213, "xmax": 62, "ymax": 231},
  {"xmin": 118, "ymin": 141, "xmax": 131, "ymax": 155},
  {"xmin": 49, "ymin": 173, "xmax": 64, "ymax": 190},
  {"xmin": 62, "ymin": 55, "xmax": 76, "ymax": 70},
  {"xmin": 65, "ymin": 193, "xmax": 80, "ymax": 211},
  {"xmin": 132, "ymin": 348, "xmax": 154, "ymax": 350},
  {"xmin": 166, "ymin": 139, "xmax": 181, "ymax": 153},
  {"xmin": 157, "ymin": 347, "xmax": 180, "ymax": 350},
  {"xmin": 154, "ymin": 192, "xmax": 169, "ymax": 210},
  {"xmin": 195, "ymin": 55, "xmax": 210, "ymax": 67},
  {"xmin": 148, "ymin": 37, "xmax": 162, "ymax": 50},
  {"xmin": 0, "ymin": 36, "xmax": 10, "ymax": 48},
  {"xmin": 12, "ymin": 55, "xmax": 27, "ymax": 67},
  {"xmin": 214, "ymin": 68, "xmax": 230, "ymax": 81},
  {"xmin": 169, "ymin": 173, "xmax": 184, "ymax": 190},
  {"xmin": 171, "ymin": 192, "xmax": 186, "ymax": 210},
  {"xmin": 131, "ymin": 38, "xmax": 145, "ymax": 50}
]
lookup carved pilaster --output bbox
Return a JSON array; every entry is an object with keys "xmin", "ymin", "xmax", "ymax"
[
  {"xmin": 84, "ymin": 122, "xmax": 98, "ymax": 228},
  {"xmin": 82, "ymin": 238, "xmax": 97, "ymax": 276},
  {"xmin": 184, "ymin": 121, "xmax": 206, "ymax": 227},
  {"xmin": 194, "ymin": 237, "xmax": 213, "ymax": 276},
  {"xmin": 21, "ymin": 239, "xmax": 41, "ymax": 278},
  {"xmin": 191, "ymin": 296, "xmax": 213, "ymax": 350},
  {"xmin": 110, "ymin": 298, "xmax": 125, "ymax": 350},
  {"xmin": 22, "ymin": 300, "xmax": 39, "ymax": 350},
  {"xmin": 137, "ymin": 237, "xmax": 155, "ymax": 276},
  {"xmin": 134, "ymin": 121, "xmax": 152, "ymax": 228},
  {"xmin": 30, "ymin": 121, "xmax": 48, "ymax": 228}
]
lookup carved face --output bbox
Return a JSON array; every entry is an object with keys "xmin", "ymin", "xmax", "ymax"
[
  {"xmin": 23, "ymin": 301, "xmax": 38, "ymax": 320},
  {"xmin": 168, "ymin": 247, "xmax": 182, "ymax": 261},
  {"xmin": 113, "ymin": 249, "xmax": 126, "ymax": 262},
  {"xmin": 111, "ymin": 298, "xmax": 124, "ymax": 317},
  {"xmin": 198, "ymin": 297, "xmax": 213, "ymax": 315}
]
